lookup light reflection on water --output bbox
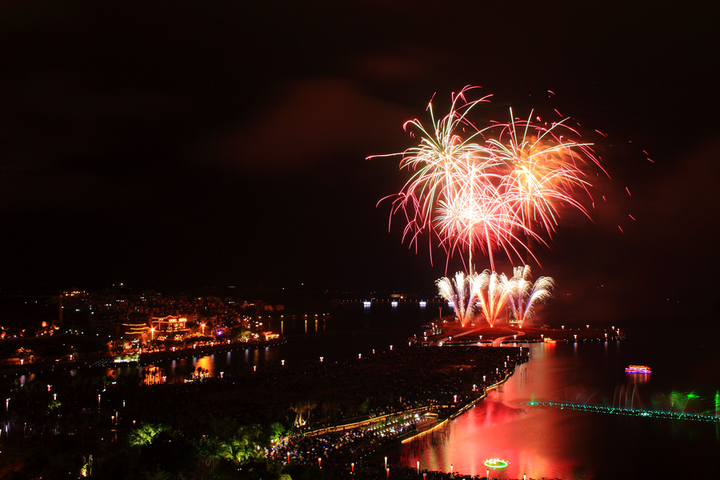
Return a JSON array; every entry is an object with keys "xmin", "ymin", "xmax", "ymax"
[
  {"xmin": 396, "ymin": 340, "xmax": 720, "ymax": 479},
  {"xmin": 105, "ymin": 304, "xmax": 426, "ymax": 383},
  {"xmin": 108, "ymin": 345, "xmax": 282, "ymax": 384}
]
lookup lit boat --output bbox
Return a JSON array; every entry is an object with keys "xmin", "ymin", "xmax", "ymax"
[
  {"xmin": 484, "ymin": 458, "xmax": 509, "ymax": 469},
  {"xmin": 543, "ymin": 337, "xmax": 557, "ymax": 343},
  {"xmin": 625, "ymin": 365, "xmax": 651, "ymax": 374}
]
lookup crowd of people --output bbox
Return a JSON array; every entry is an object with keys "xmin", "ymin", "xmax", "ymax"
[{"xmin": 259, "ymin": 344, "xmax": 530, "ymax": 476}]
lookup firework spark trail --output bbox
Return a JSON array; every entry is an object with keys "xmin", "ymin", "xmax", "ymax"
[
  {"xmin": 437, "ymin": 265, "xmax": 555, "ymax": 327},
  {"xmin": 436, "ymin": 272, "xmax": 477, "ymax": 327},
  {"xmin": 508, "ymin": 265, "xmax": 555, "ymax": 327},
  {"xmin": 434, "ymin": 177, "xmax": 540, "ymax": 273},
  {"xmin": 486, "ymin": 108, "xmax": 607, "ymax": 240},
  {"xmin": 371, "ymin": 86, "xmax": 495, "ymax": 265},
  {"xmin": 473, "ymin": 269, "xmax": 513, "ymax": 327}
]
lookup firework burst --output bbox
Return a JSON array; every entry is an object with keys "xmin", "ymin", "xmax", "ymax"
[
  {"xmin": 372, "ymin": 87, "xmax": 607, "ymax": 274},
  {"xmin": 371, "ymin": 87, "xmax": 504, "ymax": 270},
  {"xmin": 436, "ymin": 271, "xmax": 477, "ymax": 327},
  {"xmin": 487, "ymin": 109, "xmax": 607, "ymax": 239},
  {"xmin": 434, "ymin": 177, "xmax": 541, "ymax": 273},
  {"xmin": 473, "ymin": 269, "xmax": 513, "ymax": 327},
  {"xmin": 507, "ymin": 265, "xmax": 555, "ymax": 327}
]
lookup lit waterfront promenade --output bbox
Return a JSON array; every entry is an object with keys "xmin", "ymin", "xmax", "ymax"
[{"xmin": 271, "ymin": 359, "xmax": 526, "ymax": 479}]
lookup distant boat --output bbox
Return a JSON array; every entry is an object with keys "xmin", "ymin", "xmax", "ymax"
[
  {"xmin": 543, "ymin": 337, "xmax": 557, "ymax": 343},
  {"xmin": 625, "ymin": 365, "xmax": 651, "ymax": 374}
]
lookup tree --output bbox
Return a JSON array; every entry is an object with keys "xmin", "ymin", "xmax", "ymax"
[
  {"xmin": 137, "ymin": 429, "xmax": 199, "ymax": 479},
  {"xmin": 288, "ymin": 400, "xmax": 316, "ymax": 427}
]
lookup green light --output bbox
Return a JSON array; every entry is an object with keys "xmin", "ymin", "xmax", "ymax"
[{"xmin": 484, "ymin": 458, "xmax": 509, "ymax": 469}]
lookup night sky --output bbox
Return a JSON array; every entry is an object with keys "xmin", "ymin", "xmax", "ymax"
[{"xmin": 1, "ymin": 2, "xmax": 719, "ymax": 322}]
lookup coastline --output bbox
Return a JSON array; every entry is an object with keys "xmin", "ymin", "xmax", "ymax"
[
  {"xmin": 0, "ymin": 337, "xmax": 287, "ymax": 376},
  {"xmin": 399, "ymin": 367, "xmax": 516, "ymax": 444},
  {"xmin": 268, "ymin": 342, "xmax": 531, "ymax": 477}
]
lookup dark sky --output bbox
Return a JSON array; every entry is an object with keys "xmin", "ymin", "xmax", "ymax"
[{"xmin": 1, "ymin": 1, "xmax": 719, "ymax": 321}]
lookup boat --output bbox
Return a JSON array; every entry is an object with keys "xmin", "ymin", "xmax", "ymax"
[
  {"xmin": 625, "ymin": 365, "xmax": 651, "ymax": 374},
  {"xmin": 484, "ymin": 458, "xmax": 509, "ymax": 469}
]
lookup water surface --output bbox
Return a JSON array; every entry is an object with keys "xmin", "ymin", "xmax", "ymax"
[{"xmin": 396, "ymin": 333, "xmax": 719, "ymax": 479}]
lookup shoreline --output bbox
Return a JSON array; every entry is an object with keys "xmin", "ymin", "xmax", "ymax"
[
  {"xmin": 399, "ymin": 367, "xmax": 516, "ymax": 444},
  {"xmin": 0, "ymin": 319, "xmax": 622, "ymax": 377},
  {"xmin": 424, "ymin": 320, "xmax": 624, "ymax": 345},
  {"xmin": 284, "ymin": 323, "xmax": 624, "ymax": 477},
  {"xmin": 0, "ymin": 337, "xmax": 287, "ymax": 376},
  {"xmin": 270, "ymin": 344, "xmax": 531, "ymax": 476}
]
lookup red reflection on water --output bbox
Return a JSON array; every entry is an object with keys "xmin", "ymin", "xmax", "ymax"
[
  {"xmin": 626, "ymin": 372, "xmax": 650, "ymax": 384},
  {"xmin": 399, "ymin": 344, "xmax": 590, "ymax": 478},
  {"xmin": 401, "ymin": 396, "xmax": 577, "ymax": 478}
]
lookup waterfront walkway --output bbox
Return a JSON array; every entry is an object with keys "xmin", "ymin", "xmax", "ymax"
[{"xmin": 271, "ymin": 366, "xmax": 522, "ymax": 478}]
